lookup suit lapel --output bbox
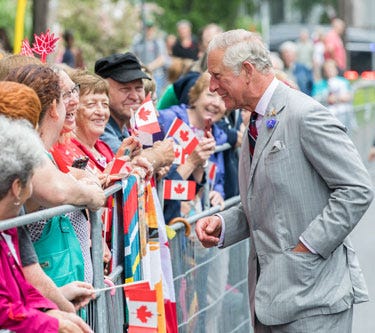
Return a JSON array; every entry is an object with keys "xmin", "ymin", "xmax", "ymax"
[
  {"xmin": 248, "ymin": 84, "xmax": 288, "ymax": 187},
  {"xmin": 240, "ymin": 130, "xmax": 251, "ymax": 190}
]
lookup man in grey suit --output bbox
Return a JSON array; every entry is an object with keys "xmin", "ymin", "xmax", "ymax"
[{"xmin": 195, "ymin": 29, "xmax": 374, "ymax": 332}]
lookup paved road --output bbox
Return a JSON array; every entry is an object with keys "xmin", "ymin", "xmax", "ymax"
[{"xmin": 352, "ymin": 163, "xmax": 375, "ymax": 333}]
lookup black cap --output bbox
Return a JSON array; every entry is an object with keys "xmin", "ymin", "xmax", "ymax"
[{"xmin": 95, "ymin": 52, "xmax": 150, "ymax": 83}]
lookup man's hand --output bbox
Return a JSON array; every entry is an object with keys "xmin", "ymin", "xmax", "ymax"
[
  {"xmin": 79, "ymin": 181, "xmax": 106, "ymax": 211},
  {"xmin": 195, "ymin": 215, "xmax": 222, "ymax": 248},
  {"xmin": 59, "ymin": 281, "xmax": 95, "ymax": 310},
  {"xmin": 292, "ymin": 241, "xmax": 311, "ymax": 253},
  {"xmin": 141, "ymin": 138, "xmax": 175, "ymax": 170}
]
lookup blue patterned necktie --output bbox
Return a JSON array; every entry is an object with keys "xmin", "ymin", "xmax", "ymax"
[{"xmin": 248, "ymin": 112, "xmax": 258, "ymax": 159}]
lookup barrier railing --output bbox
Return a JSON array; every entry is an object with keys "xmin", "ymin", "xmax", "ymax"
[{"xmin": 1, "ymin": 82, "xmax": 375, "ymax": 332}]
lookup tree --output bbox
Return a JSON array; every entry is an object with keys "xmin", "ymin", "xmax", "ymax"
[
  {"xmin": 0, "ymin": 0, "xmax": 33, "ymax": 52},
  {"xmin": 292, "ymin": 0, "xmax": 338, "ymax": 23},
  {"xmin": 32, "ymin": 0, "xmax": 49, "ymax": 35},
  {"xmin": 152, "ymin": 0, "xmax": 256, "ymax": 36},
  {"xmin": 56, "ymin": 0, "xmax": 139, "ymax": 70}
]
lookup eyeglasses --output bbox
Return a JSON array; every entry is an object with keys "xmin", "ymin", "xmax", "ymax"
[{"xmin": 62, "ymin": 83, "xmax": 80, "ymax": 102}]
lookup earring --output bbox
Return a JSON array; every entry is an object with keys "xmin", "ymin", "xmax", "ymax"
[{"xmin": 14, "ymin": 200, "xmax": 21, "ymax": 206}]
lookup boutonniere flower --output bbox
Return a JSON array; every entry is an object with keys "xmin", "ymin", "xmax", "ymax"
[
  {"xmin": 266, "ymin": 118, "xmax": 277, "ymax": 129},
  {"xmin": 266, "ymin": 108, "xmax": 277, "ymax": 129}
]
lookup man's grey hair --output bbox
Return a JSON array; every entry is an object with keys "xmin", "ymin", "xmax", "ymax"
[
  {"xmin": 279, "ymin": 41, "xmax": 297, "ymax": 54},
  {"xmin": 207, "ymin": 29, "xmax": 273, "ymax": 76},
  {"xmin": 0, "ymin": 115, "xmax": 45, "ymax": 199}
]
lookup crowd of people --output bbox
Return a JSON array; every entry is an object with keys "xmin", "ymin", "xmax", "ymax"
[{"xmin": 0, "ymin": 15, "xmax": 371, "ymax": 332}]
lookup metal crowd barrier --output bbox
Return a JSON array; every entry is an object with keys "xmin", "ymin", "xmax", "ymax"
[
  {"xmin": 1, "ymin": 81, "xmax": 375, "ymax": 332},
  {"xmin": 168, "ymin": 196, "xmax": 252, "ymax": 333}
]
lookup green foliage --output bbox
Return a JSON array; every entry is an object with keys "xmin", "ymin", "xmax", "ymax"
[
  {"xmin": 56, "ymin": 0, "xmax": 139, "ymax": 71},
  {"xmin": 152, "ymin": 0, "xmax": 253, "ymax": 36},
  {"xmin": 0, "ymin": 0, "xmax": 33, "ymax": 52},
  {"xmin": 235, "ymin": 15, "xmax": 260, "ymax": 33},
  {"xmin": 292, "ymin": 0, "xmax": 338, "ymax": 23}
]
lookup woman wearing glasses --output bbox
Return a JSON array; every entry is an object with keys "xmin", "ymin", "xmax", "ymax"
[{"xmin": 4, "ymin": 64, "xmax": 104, "ymax": 300}]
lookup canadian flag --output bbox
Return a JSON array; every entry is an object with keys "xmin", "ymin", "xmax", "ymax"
[
  {"xmin": 124, "ymin": 281, "xmax": 158, "ymax": 332},
  {"xmin": 207, "ymin": 161, "xmax": 217, "ymax": 191},
  {"xmin": 134, "ymin": 94, "xmax": 161, "ymax": 134},
  {"xmin": 104, "ymin": 157, "xmax": 132, "ymax": 175},
  {"xmin": 173, "ymin": 143, "xmax": 186, "ymax": 165},
  {"xmin": 208, "ymin": 161, "xmax": 217, "ymax": 183},
  {"xmin": 163, "ymin": 180, "xmax": 196, "ymax": 200},
  {"xmin": 165, "ymin": 118, "xmax": 199, "ymax": 155}
]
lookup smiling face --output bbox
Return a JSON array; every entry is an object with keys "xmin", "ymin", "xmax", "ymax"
[
  {"xmin": 59, "ymin": 71, "xmax": 79, "ymax": 134},
  {"xmin": 207, "ymin": 49, "xmax": 248, "ymax": 111},
  {"xmin": 76, "ymin": 92, "xmax": 110, "ymax": 143},
  {"xmin": 107, "ymin": 78, "xmax": 145, "ymax": 128},
  {"xmin": 194, "ymin": 86, "xmax": 226, "ymax": 123}
]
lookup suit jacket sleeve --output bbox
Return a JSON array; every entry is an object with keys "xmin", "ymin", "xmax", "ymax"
[
  {"xmin": 299, "ymin": 106, "xmax": 373, "ymax": 258},
  {"xmin": 220, "ymin": 202, "xmax": 250, "ymax": 247}
]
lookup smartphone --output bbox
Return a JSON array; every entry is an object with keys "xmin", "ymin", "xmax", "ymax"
[
  {"xmin": 204, "ymin": 118, "xmax": 212, "ymax": 137},
  {"xmin": 71, "ymin": 156, "xmax": 89, "ymax": 169}
]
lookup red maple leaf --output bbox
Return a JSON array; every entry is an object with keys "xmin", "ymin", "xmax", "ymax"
[
  {"xmin": 20, "ymin": 38, "xmax": 35, "ymax": 57},
  {"xmin": 179, "ymin": 130, "xmax": 189, "ymax": 142},
  {"xmin": 31, "ymin": 29, "xmax": 59, "ymax": 63},
  {"xmin": 174, "ymin": 149, "xmax": 180, "ymax": 158},
  {"xmin": 174, "ymin": 183, "xmax": 185, "ymax": 194},
  {"xmin": 138, "ymin": 106, "xmax": 151, "ymax": 121},
  {"xmin": 136, "ymin": 305, "xmax": 153, "ymax": 323}
]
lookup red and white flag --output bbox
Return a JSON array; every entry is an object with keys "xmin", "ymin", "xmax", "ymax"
[
  {"xmin": 151, "ymin": 186, "xmax": 178, "ymax": 333},
  {"xmin": 163, "ymin": 180, "xmax": 196, "ymax": 201},
  {"xmin": 124, "ymin": 281, "xmax": 158, "ymax": 332},
  {"xmin": 207, "ymin": 161, "xmax": 217, "ymax": 191},
  {"xmin": 165, "ymin": 118, "xmax": 199, "ymax": 155},
  {"xmin": 208, "ymin": 161, "xmax": 217, "ymax": 182},
  {"xmin": 135, "ymin": 94, "xmax": 161, "ymax": 134},
  {"xmin": 173, "ymin": 144, "xmax": 185, "ymax": 165},
  {"xmin": 104, "ymin": 157, "xmax": 132, "ymax": 175}
]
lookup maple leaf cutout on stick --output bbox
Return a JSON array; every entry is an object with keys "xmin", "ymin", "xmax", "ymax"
[
  {"xmin": 20, "ymin": 38, "xmax": 34, "ymax": 57},
  {"xmin": 179, "ymin": 130, "xmax": 190, "ymax": 142},
  {"xmin": 32, "ymin": 29, "xmax": 59, "ymax": 63},
  {"xmin": 138, "ymin": 106, "xmax": 151, "ymax": 121},
  {"xmin": 136, "ymin": 305, "xmax": 153, "ymax": 323},
  {"xmin": 174, "ymin": 183, "xmax": 186, "ymax": 194}
]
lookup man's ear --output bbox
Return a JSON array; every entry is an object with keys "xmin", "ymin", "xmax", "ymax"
[{"xmin": 242, "ymin": 61, "xmax": 254, "ymax": 83}]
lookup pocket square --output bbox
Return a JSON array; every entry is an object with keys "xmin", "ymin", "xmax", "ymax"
[{"xmin": 270, "ymin": 140, "xmax": 285, "ymax": 153}]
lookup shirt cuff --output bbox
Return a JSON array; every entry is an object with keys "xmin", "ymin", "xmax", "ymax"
[
  {"xmin": 299, "ymin": 236, "xmax": 317, "ymax": 254},
  {"xmin": 215, "ymin": 214, "xmax": 225, "ymax": 248}
]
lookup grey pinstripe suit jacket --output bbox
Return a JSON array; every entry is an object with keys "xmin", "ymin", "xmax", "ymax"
[{"xmin": 220, "ymin": 81, "xmax": 373, "ymax": 326}]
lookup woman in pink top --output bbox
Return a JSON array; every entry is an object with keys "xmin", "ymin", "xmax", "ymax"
[{"xmin": 0, "ymin": 115, "xmax": 90, "ymax": 332}]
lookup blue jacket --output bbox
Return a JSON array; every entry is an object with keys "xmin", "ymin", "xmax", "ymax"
[
  {"xmin": 159, "ymin": 104, "xmax": 228, "ymax": 223},
  {"xmin": 159, "ymin": 104, "xmax": 227, "ymax": 197},
  {"xmin": 215, "ymin": 110, "xmax": 242, "ymax": 198}
]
